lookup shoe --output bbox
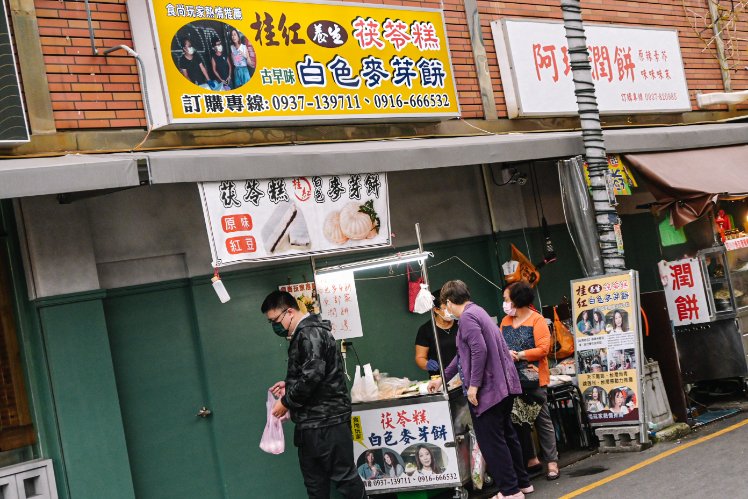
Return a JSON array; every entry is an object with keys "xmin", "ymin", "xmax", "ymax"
[
  {"xmin": 492, "ymin": 492, "xmax": 525, "ymax": 499},
  {"xmin": 527, "ymin": 464, "xmax": 543, "ymax": 473},
  {"xmin": 546, "ymin": 462, "xmax": 560, "ymax": 481},
  {"xmin": 520, "ymin": 485, "xmax": 535, "ymax": 494}
]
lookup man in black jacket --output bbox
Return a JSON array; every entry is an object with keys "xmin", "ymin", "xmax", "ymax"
[{"xmin": 262, "ymin": 290, "xmax": 365, "ymax": 499}]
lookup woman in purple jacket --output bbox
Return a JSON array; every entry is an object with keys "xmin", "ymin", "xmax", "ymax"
[{"xmin": 428, "ymin": 280, "xmax": 532, "ymax": 499}]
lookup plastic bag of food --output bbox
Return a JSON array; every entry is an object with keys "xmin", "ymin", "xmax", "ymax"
[
  {"xmin": 376, "ymin": 376, "xmax": 412, "ymax": 399},
  {"xmin": 469, "ymin": 428, "xmax": 486, "ymax": 490},
  {"xmin": 259, "ymin": 390, "xmax": 289, "ymax": 454}
]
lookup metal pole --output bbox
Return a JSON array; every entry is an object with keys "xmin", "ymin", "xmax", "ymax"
[
  {"xmin": 84, "ymin": 0, "xmax": 97, "ymax": 55},
  {"xmin": 416, "ymin": 223, "xmax": 448, "ymax": 397}
]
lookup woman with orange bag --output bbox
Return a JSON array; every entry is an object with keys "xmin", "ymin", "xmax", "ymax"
[{"xmin": 502, "ymin": 281, "xmax": 560, "ymax": 481}]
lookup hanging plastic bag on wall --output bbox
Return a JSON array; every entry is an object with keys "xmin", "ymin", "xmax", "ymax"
[
  {"xmin": 549, "ymin": 307, "xmax": 574, "ymax": 360},
  {"xmin": 407, "ymin": 265, "xmax": 424, "ymax": 312},
  {"xmin": 504, "ymin": 244, "xmax": 540, "ymax": 287},
  {"xmin": 259, "ymin": 390, "xmax": 289, "ymax": 455},
  {"xmin": 413, "ymin": 284, "xmax": 434, "ymax": 314}
]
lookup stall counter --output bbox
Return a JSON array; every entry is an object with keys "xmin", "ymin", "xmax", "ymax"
[{"xmin": 351, "ymin": 387, "xmax": 471, "ymax": 496}]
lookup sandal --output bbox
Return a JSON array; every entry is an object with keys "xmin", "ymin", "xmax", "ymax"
[{"xmin": 546, "ymin": 463, "xmax": 560, "ymax": 481}]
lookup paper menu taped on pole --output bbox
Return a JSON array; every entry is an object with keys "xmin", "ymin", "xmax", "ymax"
[{"xmin": 315, "ymin": 270, "xmax": 363, "ymax": 340}]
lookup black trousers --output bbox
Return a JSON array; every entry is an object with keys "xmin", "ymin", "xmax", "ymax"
[
  {"xmin": 295, "ymin": 421, "xmax": 366, "ymax": 499},
  {"xmin": 470, "ymin": 396, "xmax": 530, "ymax": 496}
]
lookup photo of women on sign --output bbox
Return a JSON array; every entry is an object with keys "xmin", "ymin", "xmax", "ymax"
[
  {"xmin": 591, "ymin": 309, "xmax": 605, "ymax": 334},
  {"xmin": 229, "ymin": 28, "xmax": 256, "ymax": 88},
  {"xmin": 608, "ymin": 386, "xmax": 635, "ymax": 415},
  {"xmin": 576, "ymin": 309, "xmax": 593, "ymax": 335},
  {"xmin": 356, "ymin": 449, "xmax": 384, "ymax": 480},
  {"xmin": 401, "ymin": 444, "xmax": 446, "ymax": 476},
  {"xmin": 383, "ymin": 450, "xmax": 405, "ymax": 478},
  {"xmin": 171, "ymin": 21, "xmax": 256, "ymax": 90},
  {"xmin": 606, "ymin": 309, "xmax": 629, "ymax": 333},
  {"xmin": 583, "ymin": 386, "xmax": 608, "ymax": 413}
]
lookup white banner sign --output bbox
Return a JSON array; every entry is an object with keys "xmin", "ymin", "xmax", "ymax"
[
  {"xmin": 659, "ymin": 258, "xmax": 710, "ymax": 326},
  {"xmin": 351, "ymin": 400, "xmax": 460, "ymax": 492},
  {"xmin": 199, "ymin": 173, "xmax": 390, "ymax": 266},
  {"xmin": 491, "ymin": 19, "xmax": 691, "ymax": 117},
  {"xmin": 314, "ymin": 270, "xmax": 363, "ymax": 340}
]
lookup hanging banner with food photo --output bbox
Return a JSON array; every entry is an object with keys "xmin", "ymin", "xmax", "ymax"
[
  {"xmin": 571, "ymin": 271, "xmax": 645, "ymax": 426},
  {"xmin": 351, "ymin": 400, "xmax": 461, "ymax": 493},
  {"xmin": 199, "ymin": 173, "xmax": 390, "ymax": 267}
]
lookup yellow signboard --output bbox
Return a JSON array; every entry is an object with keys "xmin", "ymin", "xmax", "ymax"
[
  {"xmin": 145, "ymin": 0, "xmax": 460, "ymax": 124},
  {"xmin": 583, "ymin": 155, "xmax": 638, "ymax": 195}
]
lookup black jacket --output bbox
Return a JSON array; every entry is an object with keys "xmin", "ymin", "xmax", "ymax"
[{"xmin": 281, "ymin": 314, "xmax": 351, "ymax": 429}]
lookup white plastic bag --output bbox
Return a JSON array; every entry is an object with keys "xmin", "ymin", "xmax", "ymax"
[
  {"xmin": 351, "ymin": 364, "xmax": 379, "ymax": 402},
  {"xmin": 361, "ymin": 364, "xmax": 379, "ymax": 401},
  {"xmin": 259, "ymin": 390, "xmax": 289, "ymax": 454},
  {"xmin": 351, "ymin": 365, "xmax": 364, "ymax": 403},
  {"xmin": 469, "ymin": 429, "xmax": 486, "ymax": 490},
  {"xmin": 413, "ymin": 284, "xmax": 434, "ymax": 314}
]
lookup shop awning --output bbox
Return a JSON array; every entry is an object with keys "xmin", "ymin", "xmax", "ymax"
[
  {"xmin": 142, "ymin": 132, "xmax": 582, "ymax": 183},
  {"xmin": 1, "ymin": 121, "xmax": 747, "ymax": 200},
  {"xmin": 0, "ymin": 154, "xmax": 141, "ymax": 200},
  {"xmin": 624, "ymin": 144, "xmax": 748, "ymax": 228}
]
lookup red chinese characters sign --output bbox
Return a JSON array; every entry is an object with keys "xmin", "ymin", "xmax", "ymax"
[
  {"xmin": 492, "ymin": 20, "xmax": 690, "ymax": 118},
  {"xmin": 314, "ymin": 270, "xmax": 363, "ymax": 340},
  {"xmin": 660, "ymin": 258, "xmax": 710, "ymax": 326}
]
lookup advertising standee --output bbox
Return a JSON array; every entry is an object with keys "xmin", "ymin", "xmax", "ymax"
[{"xmin": 571, "ymin": 271, "xmax": 645, "ymax": 427}]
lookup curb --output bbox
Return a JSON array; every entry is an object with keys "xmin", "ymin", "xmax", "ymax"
[{"xmin": 651, "ymin": 422, "xmax": 692, "ymax": 442}]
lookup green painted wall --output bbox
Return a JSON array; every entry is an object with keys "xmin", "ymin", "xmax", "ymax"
[
  {"xmin": 620, "ymin": 213, "xmax": 663, "ymax": 293},
  {"xmin": 37, "ymin": 296, "xmax": 136, "ymax": 499}
]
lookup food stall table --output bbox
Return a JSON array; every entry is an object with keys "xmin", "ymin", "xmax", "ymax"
[{"xmin": 351, "ymin": 387, "xmax": 472, "ymax": 498}]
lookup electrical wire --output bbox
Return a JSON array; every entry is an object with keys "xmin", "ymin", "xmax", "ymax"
[
  {"xmin": 354, "ymin": 255, "xmax": 503, "ymax": 290},
  {"xmin": 349, "ymin": 343, "xmax": 363, "ymax": 367}
]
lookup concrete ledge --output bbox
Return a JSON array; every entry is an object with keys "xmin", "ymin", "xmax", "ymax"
[{"xmin": 652, "ymin": 422, "xmax": 692, "ymax": 443}]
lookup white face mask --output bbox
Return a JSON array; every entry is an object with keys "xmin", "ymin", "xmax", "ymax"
[
  {"xmin": 503, "ymin": 301, "xmax": 517, "ymax": 317},
  {"xmin": 186, "ymin": 46, "xmax": 195, "ymax": 55},
  {"xmin": 438, "ymin": 308, "xmax": 454, "ymax": 323},
  {"xmin": 443, "ymin": 302, "xmax": 458, "ymax": 321},
  {"xmin": 215, "ymin": 44, "xmax": 223, "ymax": 52}
]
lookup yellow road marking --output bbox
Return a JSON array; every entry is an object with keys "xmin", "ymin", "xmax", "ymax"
[{"xmin": 559, "ymin": 416, "xmax": 748, "ymax": 498}]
